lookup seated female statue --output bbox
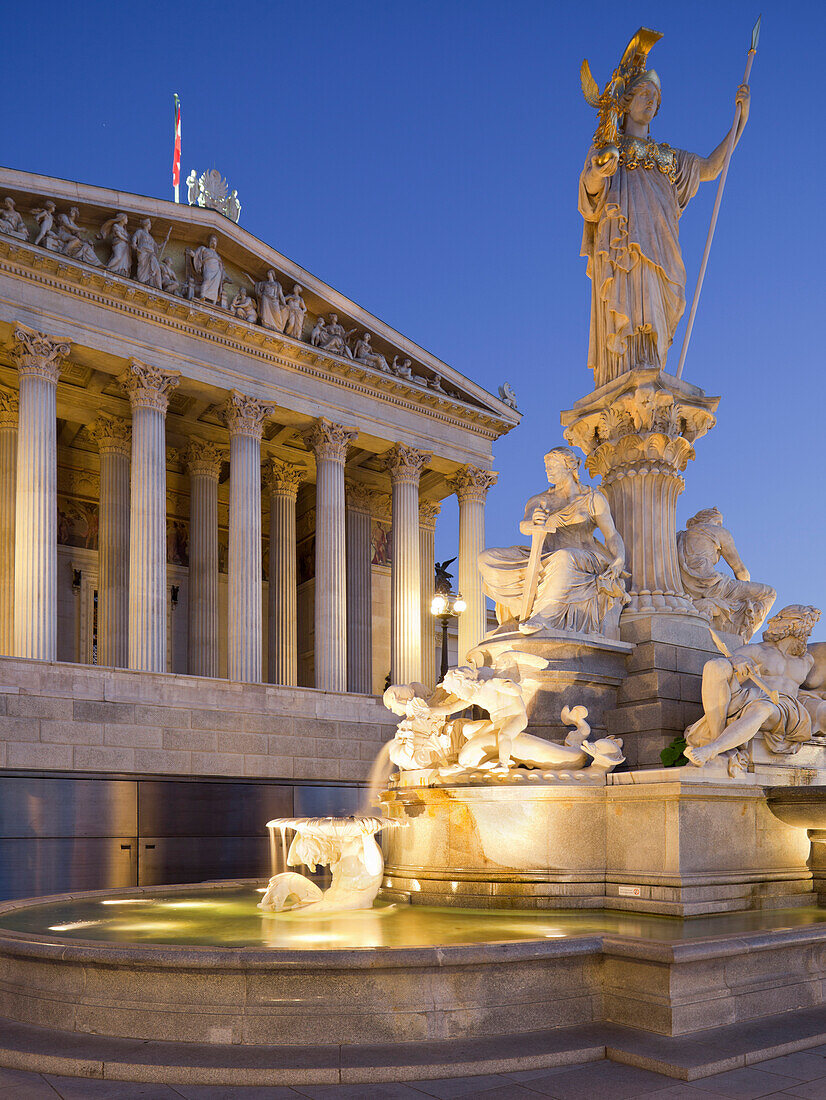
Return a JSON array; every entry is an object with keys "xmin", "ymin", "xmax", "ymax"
[{"xmin": 478, "ymin": 446, "xmax": 628, "ymax": 637}]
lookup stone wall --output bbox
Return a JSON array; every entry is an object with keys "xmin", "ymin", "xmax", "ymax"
[{"xmin": 0, "ymin": 656, "xmax": 397, "ymax": 783}]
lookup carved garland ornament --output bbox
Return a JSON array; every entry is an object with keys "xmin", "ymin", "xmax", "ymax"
[
  {"xmin": 302, "ymin": 418, "xmax": 357, "ymax": 464},
  {"xmin": 120, "ymin": 359, "xmax": 181, "ymax": 413},
  {"xmin": 11, "ymin": 323, "xmax": 71, "ymax": 383},
  {"xmin": 447, "ymin": 464, "xmax": 498, "ymax": 504}
]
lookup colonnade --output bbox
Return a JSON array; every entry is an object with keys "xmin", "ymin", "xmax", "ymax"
[{"xmin": 0, "ymin": 324, "xmax": 497, "ymax": 689}]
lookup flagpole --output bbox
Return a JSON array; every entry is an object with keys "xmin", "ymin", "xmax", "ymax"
[
  {"xmin": 172, "ymin": 93, "xmax": 182, "ymax": 204},
  {"xmin": 675, "ymin": 17, "xmax": 760, "ymax": 380}
]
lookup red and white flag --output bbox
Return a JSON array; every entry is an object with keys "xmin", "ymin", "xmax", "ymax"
[{"xmin": 172, "ymin": 94, "xmax": 181, "ymax": 201}]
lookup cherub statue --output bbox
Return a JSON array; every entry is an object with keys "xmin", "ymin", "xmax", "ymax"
[
  {"xmin": 677, "ymin": 508, "xmax": 776, "ymax": 640},
  {"xmin": 0, "ymin": 197, "xmax": 29, "ymax": 241},
  {"xmin": 478, "ymin": 446, "xmax": 628, "ymax": 637},
  {"xmin": 580, "ymin": 27, "xmax": 750, "ymax": 385},
  {"xmin": 684, "ymin": 605, "xmax": 822, "ymax": 768}
]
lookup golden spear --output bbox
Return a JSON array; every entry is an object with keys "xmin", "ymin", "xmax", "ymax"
[{"xmin": 675, "ymin": 16, "xmax": 761, "ymax": 380}]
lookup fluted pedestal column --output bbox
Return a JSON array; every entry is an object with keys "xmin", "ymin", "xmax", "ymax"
[
  {"xmin": 345, "ymin": 480, "xmax": 374, "ymax": 694},
  {"xmin": 266, "ymin": 458, "xmax": 304, "ymax": 686},
  {"xmin": 225, "ymin": 391, "xmax": 273, "ymax": 683},
  {"xmin": 121, "ymin": 359, "xmax": 180, "ymax": 672},
  {"xmin": 383, "ymin": 445, "xmax": 431, "ymax": 684},
  {"xmin": 304, "ymin": 418, "xmax": 356, "ymax": 692},
  {"xmin": 562, "ymin": 369, "xmax": 720, "ymax": 619},
  {"xmin": 419, "ymin": 500, "xmax": 440, "ymax": 691},
  {"xmin": 11, "ymin": 324, "xmax": 70, "ymax": 660},
  {"xmin": 90, "ymin": 416, "xmax": 131, "ymax": 667},
  {"xmin": 448, "ymin": 465, "xmax": 498, "ymax": 664},
  {"xmin": 0, "ymin": 388, "xmax": 19, "ymax": 656},
  {"xmin": 185, "ymin": 439, "xmax": 225, "ymax": 678}
]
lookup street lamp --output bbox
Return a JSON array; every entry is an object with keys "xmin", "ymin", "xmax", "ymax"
[{"xmin": 431, "ymin": 558, "xmax": 465, "ymax": 681}]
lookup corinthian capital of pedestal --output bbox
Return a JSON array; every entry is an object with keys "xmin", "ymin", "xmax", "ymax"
[
  {"xmin": 120, "ymin": 359, "xmax": 181, "ymax": 413},
  {"xmin": 11, "ymin": 323, "xmax": 70, "ymax": 383},
  {"xmin": 0, "ymin": 386, "xmax": 19, "ymax": 427},
  {"xmin": 302, "ymin": 417, "xmax": 357, "ymax": 465},
  {"xmin": 560, "ymin": 368, "xmax": 720, "ymax": 481},
  {"xmin": 344, "ymin": 478, "xmax": 374, "ymax": 515},
  {"xmin": 185, "ymin": 437, "xmax": 226, "ymax": 480},
  {"xmin": 418, "ymin": 500, "xmax": 441, "ymax": 530},
  {"xmin": 447, "ymin": 464, "xmax": 498, "ymax": 504},
  {"xmin": 222, "ymin": 390, "xmax": 275, "ymax": 440},
  {"xmin": 89, "ymin": 414, "xmax": 132, "ymax": 457},
  {"xmin": 382, "ymin": 443, "xmax": 432, "ymax": 485},
  {"xmin": 264, "ymin": 457, "xmax": 305, "ymax": 498}
]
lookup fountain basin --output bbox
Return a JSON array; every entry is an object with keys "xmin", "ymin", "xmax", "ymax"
[{"xmin": 766, "ymin": 786, "xmax": 826, "ymax": 832}]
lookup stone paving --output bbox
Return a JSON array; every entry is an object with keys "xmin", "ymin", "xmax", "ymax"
[{"xmin": 8, "ymin": 1050, "xmax": 826, "ymax": 1100}]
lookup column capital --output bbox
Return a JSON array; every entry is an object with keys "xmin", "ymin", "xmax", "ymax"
[
  {"xmin": 264, "ymin": 457, "xmax": 305, "ymax": 498},
  {"xmin": 185, "ymin": 437, "xmax": 226, "ymax": 480},
  {"xmin": 11, "ymin": 323, "xmax": 70, "ymax": 384},
  {"xmin": 418, "ymin": 500, "xmax": 441, "ymax": 530},
  {"xmin": 344, "ymin": 478, "xmax": 374, "ymax": 515},
  {"xmin": 223, "ymin": 390, "xmax": 275, "ymax": 440},
  {"xmin": 302, "ymin": 417, "xmax": 357, "ymax": 465},
  {"xmin": 382, "ymin": 443, "xmax": 432, "ymax": 486},
  {"xmin": 447, "ymin": 464, "xmax": 498, "ymax": 504},
  {"xmin": 89, "ymin": 414, "xmax": 132, "ymax": 457},
  {"xmin": 120, "ymin": 359, "xmax": 180, "ymax": 413},
  {"xmin": 0, "ymin": 386, "xmax": 19, "ymax": 428}
]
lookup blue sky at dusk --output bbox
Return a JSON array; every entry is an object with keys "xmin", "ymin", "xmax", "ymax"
[{"xmin": 2, "ymin": 0, "xmax": 824, "ymax": 637}]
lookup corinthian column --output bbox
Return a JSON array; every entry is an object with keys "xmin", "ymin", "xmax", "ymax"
[
  {"xmin": 345, "ymin": 479, "xmax": 374, "ymax": 694},
  {"xmin": 562, "ymin": 370, "xmax": 719, "ymax": 619},
  {"xmin": 224, "ymin": 391, "xmax": 273, "ymax": 683},
  {"xmin": 448, "ymin": 465, "xmax": 497, "ymax": 664},
  {"xmin": 120, "ymin": 359, "xmax": 180, "ymax": 672},
  {"xmin": 303, "ymin": 418, "xmax": 356, "ymax": 692},
  {"xmin": 11, "ymin": 324, "xmax": 70, "ymax": 660},
  {"xmin": 419, "ymin": 500, "xmax": 440, "ymax": 690},
  {"xmin": 265, "ymin": 457, "xmax": 304, "ymax": 686},
  {"xmin": 185, "ymin": 438, "xmax": 225, "ymax": 678},
  {"xmin": 0, "ymin": 388, "xmax": 19, "ymax": 656},
  {"xmin": 383, "ymin": 444, "xmax": 431, "ymax": 684},
  {"xmin": 89, "ymin": 415, "xmax": 131, "ymax": 667}
]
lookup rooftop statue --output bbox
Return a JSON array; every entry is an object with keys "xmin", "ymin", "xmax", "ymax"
[
  {"xmin": 685, "ymin": 605, "xmax": 823, "ymax": 769},
  {"xmin": 677, "ymin": 507, "xmax": 776, "ymax": 640},
  {"xmin": 579, "ymin": 27, "xmax": 750, "ymax": 386},
  {"xmin": 186, "ymin": 169, "xmax": 242, "ymax": 223},
  {"xmin": 478, "ymin": 446, "xmax": 628, "ymax": 637}
]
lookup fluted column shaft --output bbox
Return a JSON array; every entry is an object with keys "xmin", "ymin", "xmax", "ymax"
[
  {"xmin": 121, "ymin": 359, "xmax": 180, "ymax": 672},
  {"xmin": 0, "ymin": 389, "xmax": 19, "ymax": 656},
  {"xmin": 266, "ymin": 458, "xmax": 303, "ymax": 686},
  {"xmin": 449, "ymin": 465, "xmax": 497, "ymax": 664},
  {"xmin": 345, "ymin": 481, "xmax": 373, "ymax": 694},
  {"xmin": 90, "ymin": 416, "xmax": 131, "ymax": 667},
  {"xmin": 304, "ymin": 418, "xmax": 356, "ymax": 692},
  {"xmin": 384, "ymin": 444, "xmax": 431, "ymax": 684},
  {"xmin": 186, "ymin": 439, "xmax": 224, "ymax": 678},
  {"xmin": 419, "ymin": 501, "xmax": 440, "ymax": 691},
  {"xmin": 225, "ymin": 391, "xmax": 273, "ymax": 683},
  {"xmin": 11, "ymin": 325, "xmax": 70, "ymax": 660}
]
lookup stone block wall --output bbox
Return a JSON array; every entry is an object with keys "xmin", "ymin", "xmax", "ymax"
[{"xmin": 0, "ymin": 656, "xmax": 397, "ymax": 782}]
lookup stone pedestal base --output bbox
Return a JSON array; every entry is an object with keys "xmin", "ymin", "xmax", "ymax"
[
  {"xmin": 470, "ymin": 630, "xmax": 633, "ymax": 741},
  {"xmin": 381, "ymin": 773, "xmax": 817, "ymax": 916}
]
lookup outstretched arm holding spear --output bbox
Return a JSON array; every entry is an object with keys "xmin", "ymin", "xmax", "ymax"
[{"xmin": 675, "ymin": 16, "xmax": 761, "ymax": 380}]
